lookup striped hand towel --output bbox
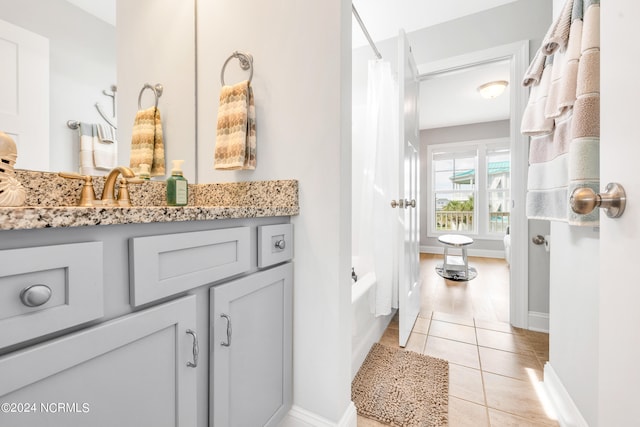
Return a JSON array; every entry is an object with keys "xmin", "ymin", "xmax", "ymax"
[
  {"xmin": 129, "ymin": 106, "xmax": 165, "ymax": 177},
  {"xmin": 214, "ymin": 80, "xmax": 256, "ymax": 170}
]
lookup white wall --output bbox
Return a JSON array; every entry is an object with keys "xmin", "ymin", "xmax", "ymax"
[
  {"xmin": 544, "ymin": 0, "xmax": 600, "ymax": 424},
  {"xmin": 0, "ymin": 0, "xmax": 115, "ymax": 173},
  {"xmin": 197, "ymin": 0, "xmax": 354, "ymax": 423},
  {"xmin": 548, "ymin": 222, "xmax": 599, "ymax": 425}
]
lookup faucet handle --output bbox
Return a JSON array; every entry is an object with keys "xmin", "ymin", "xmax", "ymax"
[
  {"xmin": 58, "ymin": 172, "xmax": 97, "ymax": 206},
  {"xmin": 116, "ymin": 177, "xmax": 144, "ymax": 207}
]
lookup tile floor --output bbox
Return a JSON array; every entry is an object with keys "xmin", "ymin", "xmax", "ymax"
[{"xmin": 357, "ymin": 255, "xmax": 558, "ymax": 426}]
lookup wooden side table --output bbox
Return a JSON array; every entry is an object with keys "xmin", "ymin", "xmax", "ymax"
[{"xmin": 436, "ymin": 234, "xmax": 477, "ymax": 281}]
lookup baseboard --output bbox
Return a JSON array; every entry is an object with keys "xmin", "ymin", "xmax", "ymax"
[
  {"xmin": 543, "ymin": 363, "xmax": 589, "ymax": 427},
  {"xmin": 282, "ymin": 402, "xmax": 357, "ymax": 427},
  {"xmin": 528, "ymin": 311, "xmax": 549, "ymax": 332},
  {"xmin": 420, "ymin": 245, "xmax": 506, "ymax": 259}
]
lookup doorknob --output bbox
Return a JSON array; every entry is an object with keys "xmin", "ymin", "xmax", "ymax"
[
  {"xmin": 570, "ymin": 183, "xmax": 626, "ymax": 218},
  {"xmin": 391, "ymin": 199, "xmax": 405, "ymax": 208},
  {"xmin": 404, "ymin": 199, "xmax": 416, "ymax": 208}
]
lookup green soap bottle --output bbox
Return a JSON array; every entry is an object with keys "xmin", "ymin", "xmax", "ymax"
[{"xmin": 166, "ymin": 160, "xmax": 188, "ymax": 206}]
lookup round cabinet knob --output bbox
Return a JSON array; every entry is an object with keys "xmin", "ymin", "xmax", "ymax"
[
  {"xmin": 20, "ymin": 284, "xmax": 52, "ymax": 307},
  {"xmin": 275, "ymin": 240, "xmax": 286, "ymax": 250}
]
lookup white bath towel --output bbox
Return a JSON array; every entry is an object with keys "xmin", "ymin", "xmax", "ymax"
[
  {"xmin": 78, "ymin": 123, "xmax": 111, "ymax": 176},
  {"xmin": 93, "ymin": 124, "xmax": 117, "ymax": 170}
]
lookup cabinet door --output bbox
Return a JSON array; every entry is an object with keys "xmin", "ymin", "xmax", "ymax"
[
  {"xmin": 211, "ymin": 263, "xmax": 292, "ymax": 427},
  {"xmin": 0, "ymin": 295, "xmax": 198, "ymax": 427}
]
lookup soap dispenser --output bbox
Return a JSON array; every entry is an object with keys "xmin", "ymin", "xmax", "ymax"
[{"xmin": 166, "ymin": 160, "xmax": 188, "ymax": 206}]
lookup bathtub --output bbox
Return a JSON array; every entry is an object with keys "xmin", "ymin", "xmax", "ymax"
[{"xmin": 351, "ymin": 260, "xmax": 395, "ymax": 379}]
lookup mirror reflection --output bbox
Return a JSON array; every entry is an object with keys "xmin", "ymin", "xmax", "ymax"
[{"xmin": 0, "ymin": 0, "xmax": 116, "ymax": 173}]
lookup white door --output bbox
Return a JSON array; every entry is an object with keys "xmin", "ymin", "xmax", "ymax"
[
  {"xmin": 0, "ymin": 19, "xmax": 49, "ymax": 170},
  {"xmin": 598, "ymin": 0, "xmax": 640, "ymax": 423},
  {"xmin": 397, "ymin": 30, "xmax": 421, "ymax": 347}
]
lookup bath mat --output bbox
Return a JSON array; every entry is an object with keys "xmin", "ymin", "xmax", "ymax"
[{"xmin": 352, "ymin": 342, "xmax": 449, "ymax": 426}]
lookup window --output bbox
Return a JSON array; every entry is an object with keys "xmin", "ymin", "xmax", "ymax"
[{"xmin": 427, "ymin": 139, "xmax": 510, "ymax": 238}]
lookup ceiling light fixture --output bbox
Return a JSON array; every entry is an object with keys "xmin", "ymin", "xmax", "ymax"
[{"xmin": 477, "ymin": 80, "xmax": 509, "ymax": 99}]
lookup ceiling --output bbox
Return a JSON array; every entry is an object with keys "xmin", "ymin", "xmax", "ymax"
[
  {"xmin": 65, "ymin": 0, "xmax": 115, "ymax": 26},
  {"xmin": 352, "ymin": 0, "xmax": 518, "ymax": 129}
]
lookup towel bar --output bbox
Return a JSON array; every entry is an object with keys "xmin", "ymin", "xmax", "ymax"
[{"xmin": 220, "ymin": 51, "xmax": 253, "ymax": 86}]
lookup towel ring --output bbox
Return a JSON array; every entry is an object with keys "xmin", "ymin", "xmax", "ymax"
[
  {"xmin": 138, "ymin": 83, "xmax": 163, "ymax": 109},
  {"xmin": 220, "ymin": 51, "xmax": 253, "ymax": 86}
]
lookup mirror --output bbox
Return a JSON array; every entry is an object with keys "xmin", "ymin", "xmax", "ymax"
[
  {"xmin": 0, "ymin": 0, "xmax": 197, "ymax": 182},
  {"xmin": 0, "ymin": 0, "xmax": 116, "ymax": 173}
]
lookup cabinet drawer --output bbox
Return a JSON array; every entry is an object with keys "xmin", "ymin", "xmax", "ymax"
[
  {"xmin": 0, "ymin": 242, "xmax": 103, "ymax": 350},
  {"xmin": 258, "ymin": 224, "xmax": 293, "ymax": 268},
  {"xmin": 129, "ymin": 227, "xmax": 250, "ymax": 306}
]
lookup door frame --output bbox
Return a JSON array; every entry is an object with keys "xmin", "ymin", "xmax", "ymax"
[{"xmin": 418, "ymin": 40, "xmax": 530, "ymax": 328}]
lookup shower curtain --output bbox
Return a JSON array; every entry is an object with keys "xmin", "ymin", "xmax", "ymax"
[{"xmin": 354, "ymin": 60, "xmax": 399, "ymax": 316}]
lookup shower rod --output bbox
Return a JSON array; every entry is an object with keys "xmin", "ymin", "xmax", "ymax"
[{"xmin": 352, "ymin": 4, "xmax": 382, "ymax": 60}]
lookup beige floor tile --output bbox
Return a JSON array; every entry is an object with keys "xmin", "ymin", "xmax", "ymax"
[
  {"xmin": 387, "ymin": 312, "xmax": 399, "ymax": 330},
  {"xmin": 424, "ymin": 336, "xmax": 480, "ymax": 369},
  {"xmin": 378, "ymin": 326, "xmax": 400, "ymax": 349},
  {"xmin": 448, "ymin": 396, "xmax": 489, "ymax": 427},
  {"xmin": 479, "ymin": 347, "xmax": 542, "ymax": 381},
  {"xmin": 405, "ymin": 332, "xmax": 427, "ymax": 353},
  {"xmin": 488, "ymin": 408, "xmax": 560, "ymax": 426},
  {"xmin": 476, "ymin": 328, "xmax": 533, "ymax": 354},
  {"xmin": 448, "ymin": 364, "xmax": 485, "ymax": 405},
  {"xmin": 432, "ymin": 311, "xmax": 475, "ymax": 327},
  {"xmin": 483, "ymin": 372, "xmax": 556, "ymax": 424},
  {"xmin": 357, "ymin": 415, "xmax": 389, "ymax": 426},
  {"xmin": 524, "ymin": 330, "xmax": 550, "ymax": 352},
  {"xmin": 429, "ymin": 319, "xmax": 477, "ymax": 345},
  {"xmin": 412, "ymin": 316, "xmax": 431, "ymax": 334},
  {"xmin": 474, "ymin": 318, "xmax": 523, "ymax": 334}
]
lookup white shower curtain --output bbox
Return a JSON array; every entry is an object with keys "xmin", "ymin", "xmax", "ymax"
[{"xmin": 354, "ymin": 60, "xmax": 399, "ymax": 316}]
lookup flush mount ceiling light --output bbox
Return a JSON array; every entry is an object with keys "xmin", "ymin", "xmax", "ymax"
[{"xmin": 477, "ymin": 80, "xmax": 509, "ymax": 99}]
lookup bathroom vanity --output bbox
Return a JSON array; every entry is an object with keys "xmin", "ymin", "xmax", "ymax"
[{"xmin": 0, "ymin": 176, "xmax": 297, "ymax": 427}]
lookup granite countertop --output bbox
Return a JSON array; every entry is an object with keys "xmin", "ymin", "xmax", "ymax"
[{"xmin": 0, "ymin": 171, "xmax": 299, "ymax": 231}]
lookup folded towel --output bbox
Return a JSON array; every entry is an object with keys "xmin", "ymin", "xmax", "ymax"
[
  {"xmin": 93, "ymin": 124, "xmax": 117, "ymax": 170},
  {"xmin": 541, "ymin": 0, "xmax": 574, "ymax": 55},
  {"xmin": 129, "ymin": 106, "xmax": 165, "ymax": 176},
  {"xmin": 522, "ymin": 49, "xmax": 547, "ymax": 87},
  {"xmin": 78, "ymin": 122, "xmax": 97, "ymax": 175},
  {"xmin": 214, "ymin": 80, "xmax": 256, "ymax": 170},
  {"xmin": 521, "ymin": 59, "xmax": 555, "ymax": 135}
]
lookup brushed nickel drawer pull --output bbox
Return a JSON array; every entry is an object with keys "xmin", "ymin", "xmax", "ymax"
[
  {"xmin": 186, "ymin": 329, "xmax": 199, "ymax": 368},
  {"xmin": 20, "ymin": 284, "xmax": 52, "ymax": 307},
  {"xmin": 220, "ymin": 313, "xmax": 232, "ymax": 347}
]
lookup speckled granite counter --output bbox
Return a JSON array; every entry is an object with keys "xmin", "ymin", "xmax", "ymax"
[{"xmin": 0, "ymin": 170, "xmax": 298, "ymax": 231}]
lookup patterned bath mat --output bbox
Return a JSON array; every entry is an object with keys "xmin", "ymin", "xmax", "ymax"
[{"xmin": 352, "ymin": 343, "xmax": 449, "ymax": 426}]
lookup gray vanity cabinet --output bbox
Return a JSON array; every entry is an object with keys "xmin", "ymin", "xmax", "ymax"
[
  {"xmin": 210, "ymin": 262, "xmax": 293, "ymax": 427},
  {"xmin": 0, "ymin": 218, "xmax": 294, "ymax": 427},
  {"xmin": 0, "ymin": 294, "xmax": 198, "ymax": 427}
]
